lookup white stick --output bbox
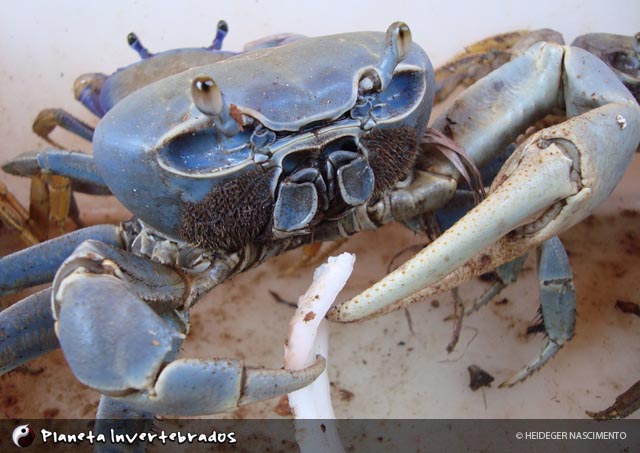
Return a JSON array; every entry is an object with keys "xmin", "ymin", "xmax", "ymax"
[{"xmin": 284, "ymin": 252, "xmax": 355, "ymax": 453}]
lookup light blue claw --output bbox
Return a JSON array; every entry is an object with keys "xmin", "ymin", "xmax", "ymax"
[
  {"xmin": 329, "ymin": 42, "xmax": 640, "ymax": 323},
  {"xmin": 51, "ymin": 238, "xmax": 325, "ymax": 415},
  {"xmin": 500, "ymin": 236, "xmax": 576, "ymax": 386},
  {"xmin": 115, "ymin": 356, "xmax": 326, "ymax": 416},
  {"xmin": 52, "ymin": 240, "xmax": 186, "ymax": 394},
  {"xmin": 55, "ymin": 271, "xmax": 184, "ymax": 394},
  {"xmin": 0, "ymin": 288, "xmax": 58, "ymax": 374},
  {"xmin": 0, "ymin": 227, "xmax": 122, "ymax": 375}
]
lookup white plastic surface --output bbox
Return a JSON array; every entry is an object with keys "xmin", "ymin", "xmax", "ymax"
[{"xmin": 0, "ymin": 0, "xmax": 638, "ymax": 425}]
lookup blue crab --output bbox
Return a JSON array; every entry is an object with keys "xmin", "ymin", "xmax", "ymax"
[{"xmin": 0, "ymin": 21, "xmax": 639, "ymax": 432}]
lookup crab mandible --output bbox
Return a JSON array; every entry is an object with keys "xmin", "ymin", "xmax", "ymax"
[{"xmin": 0, "ymin": 21, "xmax": 638, "ymax": 427}]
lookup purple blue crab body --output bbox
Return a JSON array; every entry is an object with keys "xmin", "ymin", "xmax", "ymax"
[{"xmin": 94, "ymin": 26, "xmax": 434, "ymax": 250}]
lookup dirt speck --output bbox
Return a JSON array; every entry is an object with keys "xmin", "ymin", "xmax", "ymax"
[
  {"xmin": 273, "ymin": 395, "xmax": 292, "ymax": 417},
  {"xmin": 3, "ymin": 395, "xmax": 18, "ymax": 408},
  {"xmin": 42, "ymin": 407, "xmax": 60, "ymax": 418},
  {"xmin": 468, "ymin": 364, "xmax": 495, "ymax": 390},
  {"xmin": 339, "ymin": 389, "xmax": 355, "ymax": 402},
  {"xmin": 615, "ymin": 300, "xmax": 640, "ymax": 317}
]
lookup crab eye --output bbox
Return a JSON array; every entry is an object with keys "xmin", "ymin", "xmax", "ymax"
[
  {"xmin": 191, "ymin": 75, "xmax": 241, "ymax": 137},
  {"xmin": 192, "ymin": 76, "xmax": 224, "ymax": 117},
  {"xmin": 361, "ymin": 22, "xmax": 414, "ymax": 95},
  {"xmin": 127, "ymin": 32, "xmax": 152, "ymax": 59},
  {"xmin": 358, "ymin": 68, "xmax": 382, "ymax": 93},
  {"xmin": 216, "ymin": 19, "xmax": 229, "ymax": 36}
]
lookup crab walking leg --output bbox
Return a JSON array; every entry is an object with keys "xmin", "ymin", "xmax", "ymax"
[
  {"xmin": 434, "ymin": 29, "xmax": 565, "ymax": 104},
  {"xmin": 501, "ymin": 236, "xmax": 576, "ymax": 386},
  {"xmin": 0, "ymin": 224, "xmax": 122, "ymax": 295},
  {"xmin": 32, "ymin": 108, "xmax": 95, "ymax": 146},
  {"xmin": 328, "ymin": 44, "xmax": 640, "ymax": 322},
  {"xmin": 442, "ymin": 254, "xmax": 527, "ymax": 319},
  {"xmin": 0, "ymin": 179, "xmax": 41, "ymax": 245},
  {"xmin": 2, "ymin": 149, "xmax": 112, "ymax": 239},
  {"xmin": 3, "ymin": 149, "xmax": 111, "ymax": 195},
  {"xmin": 0, "ymin": 288, "xmax": 58, "ymax": 374}
]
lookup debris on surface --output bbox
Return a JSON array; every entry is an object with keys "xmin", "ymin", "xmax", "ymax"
[
  {"xmin": 468, "ymin": 364, "xmax": 495, "ymax": 391},
  {"xmin": 586, "ymin": 379, "xmax": 640, "ymax": 420},
  {"xmin": 615, "ymin": 299, "xmax": 640, "ymax": 317}
]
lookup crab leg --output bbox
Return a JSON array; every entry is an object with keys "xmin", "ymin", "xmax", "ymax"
[
  {"xmin": 434, "ymin": 29, "xmax": 564, "ymax": 104},
  {"xmin": 443, "ymin": 254, "xmax": 527, "ymax": 318},
  {"xmin": 0, "ymin": 288, "xmax": 58, "ymax": 374},
  {"xmin": 0, "ymin": 224, "xmax": 122, "ymax": 295},
  {"xmin": 3, "ymin": 149, "xmax": 111, "ymax": 195},
  {"xmin": 1, "ymin": 150, "xmax": 113, "ymax": 241},
  {"xmin": 328, "ymin": 42, "xmax": 640, "ymax": 323},
  {"xmin": 0, "ymin": 179, "xmax": 41, "ymax": 245},
  {"xmin": 32, "ymin": 108, "xmax": 95, "ymax": 147},
  {"xmin": 500, "ymin": 236, "xmax": 576, "ymax": 385}
]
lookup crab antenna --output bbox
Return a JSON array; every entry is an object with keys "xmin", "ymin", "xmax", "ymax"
[
  {"xmin": 209, "ymin": 20, "xmax": 229, "ymax": 50},
  {"xmin": 191, "ymin": 75, "xmax": 241, "ymax": 137},
  {"xmin": 127, "ymin": 32, "xmax": 152, "ymax": 59}
]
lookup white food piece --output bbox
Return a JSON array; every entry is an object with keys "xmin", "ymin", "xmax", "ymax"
[{"xmin": 284, "ymin": 252, "xmax": 355, "ymax": 453}]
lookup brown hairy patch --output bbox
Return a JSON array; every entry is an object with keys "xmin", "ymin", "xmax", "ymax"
[
  {"xmin": 361, "ymin": 127, "xmax": 418, "ymax": 194},
  {"xmin": 180, "ymin": 169, "xmax": 275, "ymax": 251}
]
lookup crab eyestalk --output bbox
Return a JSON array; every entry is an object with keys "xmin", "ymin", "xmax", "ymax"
[
  {"xmin": 72, "ymin": 73, "xmax": 107, "ymax": 117},
  {"xmin": 191, "ymin": 75, "xmax": 241, "ymax": 137},
  {"xmin": 359, "ymin": 21, "xmax": 412, "ymax": 93},
  {"xmin": 127, "ymin": 32, "xmax": 152, "ymax": 59},
  {"xmin": 209, "ymin": 20, "xmax": 229, "ymax": 50},
  {"xmin": 611, "ymin": 32, "xmax": 640, "ymax": 97}
]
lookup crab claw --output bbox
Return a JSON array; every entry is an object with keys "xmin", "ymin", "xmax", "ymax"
[
  {"xmin": 114, "ymin": 356, "xmax": 326, "ymax": 416},
  {"xmin": 328, "ymin": 44, "xmax": 640, "ymax": 322},
  {"xmin": 51, "ymin": 238, "xmax": 326, "ymax": 416}
]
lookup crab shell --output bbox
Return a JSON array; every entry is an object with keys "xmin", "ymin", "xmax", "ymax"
[
  {"xmin": 93, "ymin": 49, "xmax": 237, "ymax": 115},
  {"xmin": 93, "ymin": 30, "xmax": 434, "ymax": 248}
]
